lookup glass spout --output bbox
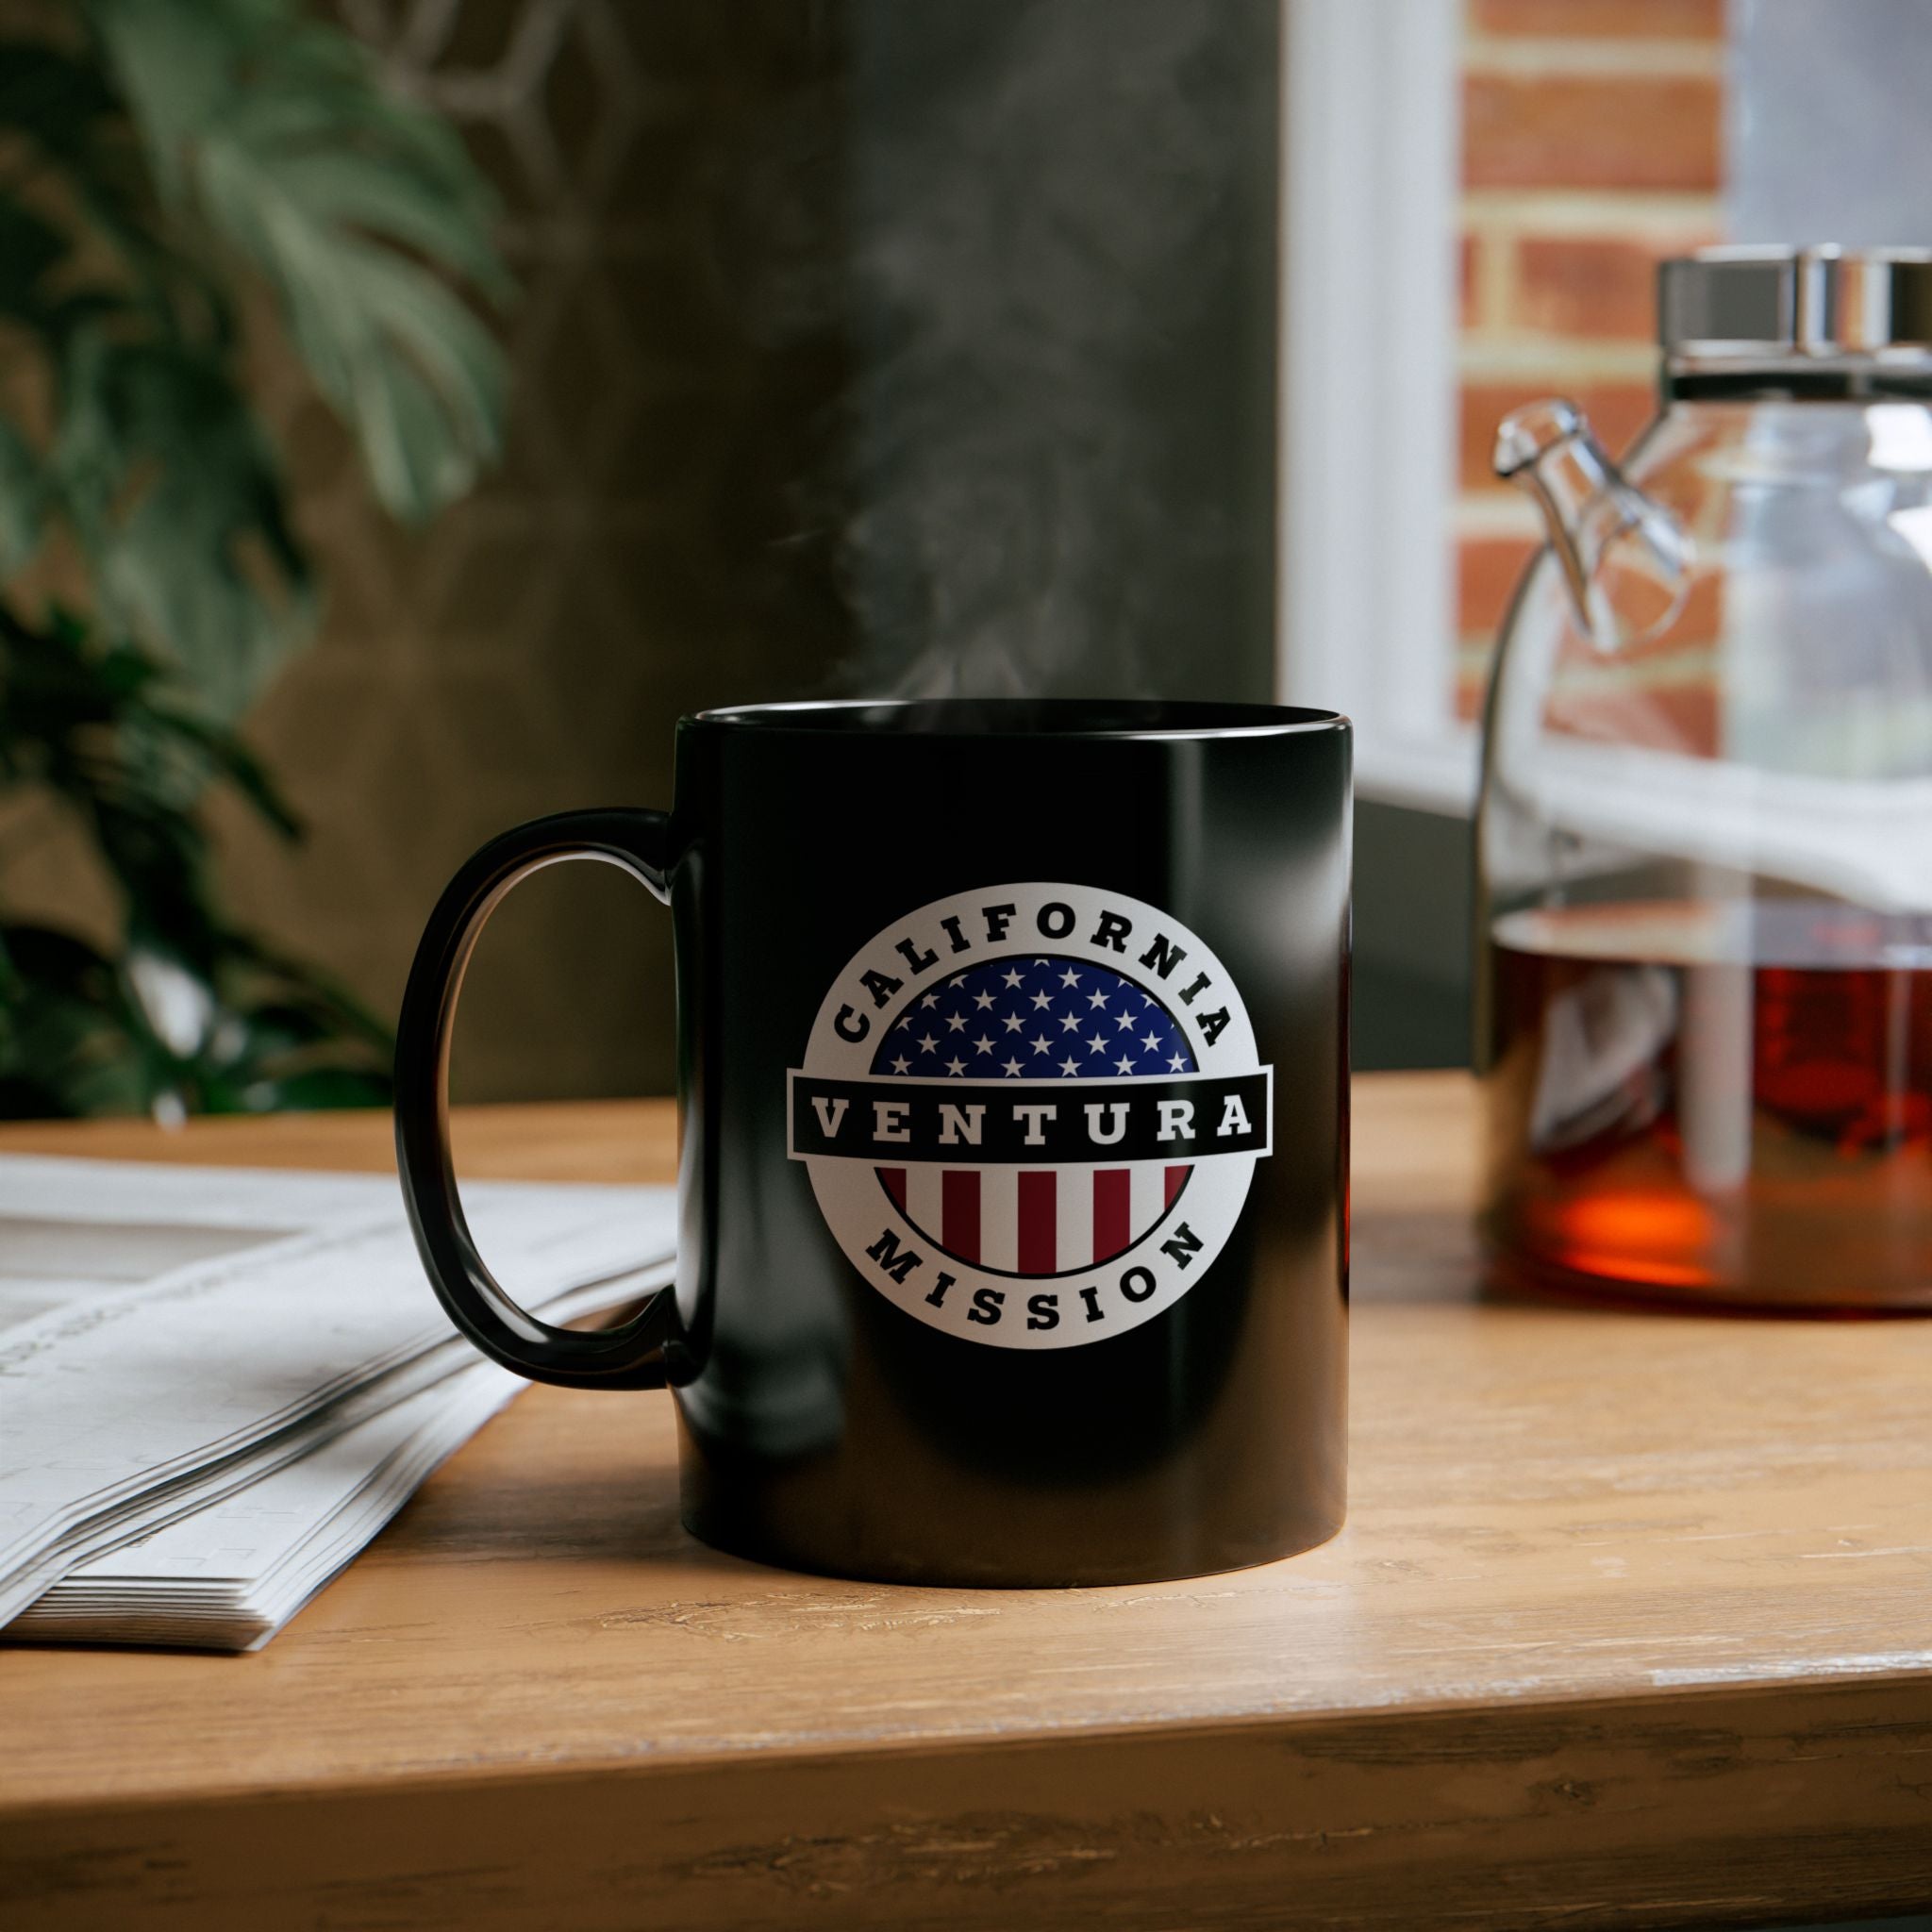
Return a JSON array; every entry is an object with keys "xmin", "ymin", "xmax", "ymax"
[{"xmin": 1494, "ymin": 397, "xmax": 1691, "ymax": 650}]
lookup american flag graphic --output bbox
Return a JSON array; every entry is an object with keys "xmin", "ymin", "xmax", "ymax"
[{"xmin": 872, "ymin": 954, "xmax": 1196, "ymax": 1278}]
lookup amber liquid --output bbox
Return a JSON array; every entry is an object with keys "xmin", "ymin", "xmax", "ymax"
[{"xmin": 1484, "ymin": 901, "xmax": 1932, "ymax": 1309}]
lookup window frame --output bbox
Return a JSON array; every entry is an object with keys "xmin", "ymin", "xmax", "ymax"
[{"xmin": 1275, "ymin": 0, "xmax": 1476, "ymax": 815}]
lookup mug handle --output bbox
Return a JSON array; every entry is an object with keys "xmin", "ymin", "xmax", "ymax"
[{"xmin": 394, "ymin": 808, "xmax": 680, "ymax": 1390}]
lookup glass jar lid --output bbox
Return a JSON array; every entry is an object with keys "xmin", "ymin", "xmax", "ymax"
[{"xmin": 1660, "ymin": 245, "xmax": 1932, "ymax": 365}]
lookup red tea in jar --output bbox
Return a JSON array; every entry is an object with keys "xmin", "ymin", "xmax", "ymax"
[{"xmin": 1484, "ymin": 900, "xmax": 1932, "ymax": 1310}]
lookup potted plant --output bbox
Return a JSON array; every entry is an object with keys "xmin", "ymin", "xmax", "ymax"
[{"xmin": 0, "ymin": 0, "xmax": 507, "ymax": 1116}]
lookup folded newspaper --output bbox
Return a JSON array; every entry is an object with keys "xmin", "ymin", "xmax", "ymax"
[{"xmin": 0, "ymin": 1156, "xmax": 675, "ymax": 1651}]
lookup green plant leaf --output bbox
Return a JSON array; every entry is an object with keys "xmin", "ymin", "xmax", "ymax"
[
  {"xmin": 143, "ymin": 702, "xmax": 301, "ymax": 837},
  {"xmin": 0, "ymin": 0, "xmax": 493, "ymax": 1119},
  {"xmin": 231, "ymin": 1066, "xmax": 391, "ymax": 1112},
  {"xmin": 0, "ymin": 418, "xmax": 43, "ymax": 571},
  {"xmin": 0, "ymin": 923, "xmax": 151, "ymax": 1118},
  {"xmin": 49, "ymin": 329, "xmax": 313, "ymax": 715},
  {"xmin": 0, "ymin": 43, "xmax": 122, "ymax": 167},
  {"xmin": 0, "ymin": 35, "xmax": 217, "ymax": 339},
  {"xmin": 90, "ymin": 0, "xmax": 509, "ymax": 525},
  {"xmin": 0, "ymin": 197, "xmax": 69, "ymax": 325}
]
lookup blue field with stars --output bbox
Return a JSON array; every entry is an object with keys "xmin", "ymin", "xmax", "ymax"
[{"xmin": 871, "ymin": 955, "xmax": 1197, "ymax": 1081}]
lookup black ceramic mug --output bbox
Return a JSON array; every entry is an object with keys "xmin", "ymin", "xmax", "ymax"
[{"xmin": 395, "ymin": 699, "xmax": 1350, "ymax": 1587}]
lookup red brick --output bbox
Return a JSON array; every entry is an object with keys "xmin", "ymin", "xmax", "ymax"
[
  {"xmin": 1459, "ymin": 379, "xmax": 1657, "ymax": 492},
  {"xmin": 1460, "ymin": 575, "xmax": 1724, "ymax": 737},
  {"xmin": 1461, "ymin": 234, "xmax": 1480, "ymax": 328},
  {"xmin": 1464, "ymin": 74, "xmax": 1722, "ymax": 192},
  {"xmin": 1458, "ymin": 534, "xmax": 1540, "ymax": 636},
  {"xmin": 1516, "ymin": 236, "xmax": 1678, "ymax": 341},
  {"xmin": 1474, "ymin": 0, "xmax": 1724, "ymax": 38},
  {"xmin": 1546, "ymin": 680, "xmax": 1719, "ymax": 757},
  {"xmin": 1647, "ymin": 569, "xmax": 1724, "ymax": 650},
  {"xmin": 1570, "ymin": 563, "xmax": 1726, "ymax": 653}
]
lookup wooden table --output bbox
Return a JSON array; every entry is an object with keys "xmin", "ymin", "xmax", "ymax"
[{"xmin": 3, "ymin": 1074, "xmax": 1931, "ymax": 1932}]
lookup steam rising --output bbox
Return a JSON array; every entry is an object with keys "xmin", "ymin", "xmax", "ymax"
[{"xmin": 830, "ymin": 0, "xmax": 1276, "ymax": 700}]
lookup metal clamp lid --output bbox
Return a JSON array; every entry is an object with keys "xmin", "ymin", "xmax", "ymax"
[{"xmin": 1659, "ymin": 246, "xmax": 1932, "ymax": 362}]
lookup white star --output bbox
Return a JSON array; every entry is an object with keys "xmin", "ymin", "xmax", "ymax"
[
  {"xmin": 1058, "ymin": 1057, "xmax": 1080, "ymax": 1075},
  {"xmin": 1058, "ymin": 1013, "xmax": 1082, "ymax": 1033},
  {"xmin": 1166, "ymin": 1053, "xmax": 1187, "ymax": 1071},
  {"xmin": 1086, "ymin": 989, "xmax": 1108, "ymax": 1009},
  {"xmin": 972, "ymin": 1034, "xmax": 994, "ymax": 1055},
  {"xmin": 972, "ymin": 990, "xmax": 995, "ymax": 1009},
  {"xmin": 1058, "ymin": 968, "xmax": 1080, "ymax": 988},
  {"xmin": 944, "ymin": 1057, "xmax": 966, "ymax": 1075},
  {"xmin": 917, "ymin": 1034, "xmax": 938, "ymax": 1053},
  {"xmin": 917, "ymin": 992, "xmax": 936, "ymax": 1008},
  {"xmin": 1142, "ymin": 992, "xmax": 1156, "ymax": 1007},
  {"xmin": 1086, "ymin": 1034, "xmax": 1108, "ymax": 1054},
  {"xmin": 1002, "ymin": 1013, "xmax": 1024, "ymax": 1032},
  {"xmin": 891, "ymin": 1055, "xmax": 910, "ymax": 1074},
  {"xmin": 945, "ymin": 1012, "xmax": 968, "ymax": 1032},
  {"xmin": 1001, "ymin": 968, "xmax": 1024, "ymax": 988},
  {"xmin": 1114, "ymin": 1012, "xmax": 1136, "ymax": 1031},
  {"xmin": 1035, "ymin": 957, "xmax": 1050, "ymax": 965},
  {"xmin": 1142, "ymin": 1033, "xmax": 1162, "ymax": 1052},
  {"xmin": 1029, "ymin": 1034, "xmax": 1052, "ymax": 1055},
  {"xmin": 1002, "ymin": 1058, "xmax": 1023, "ymax": 1076},
  {"xmin": 1029, "ymin": 990, "xmax": 1054, "ymax": 1010},
  {"xmin": 1114, "ymin": 1055, "xmax": 1136, "ymax": 1074}
]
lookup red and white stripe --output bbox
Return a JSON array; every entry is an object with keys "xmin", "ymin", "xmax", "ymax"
[{"xmin": 879, "ymin": 1163, "xmax": 1190, "ymax": 1274}]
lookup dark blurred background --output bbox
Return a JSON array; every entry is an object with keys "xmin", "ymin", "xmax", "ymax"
[{"xmin": 207, "ymin": 0, "xmax": 1282, "ymax": 1106}]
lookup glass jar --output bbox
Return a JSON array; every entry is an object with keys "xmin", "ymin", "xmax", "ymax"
[{"xmin": 1477, "ymin": 246, "xmax": 1932, "ymax": 1310}]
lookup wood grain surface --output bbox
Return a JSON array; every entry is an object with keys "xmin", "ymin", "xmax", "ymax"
[{"xmin": 3, "ymin": 1074, "xmax": 1931, "ymax": 1931}]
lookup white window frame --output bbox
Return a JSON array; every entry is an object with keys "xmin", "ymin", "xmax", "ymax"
[{"xmin": 1276, "ymin": 0, "xmax": 1476, "ymax": 815}]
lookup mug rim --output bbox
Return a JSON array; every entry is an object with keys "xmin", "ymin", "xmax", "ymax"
[{"xmin": 688, "ymin": 698, "xmax": 1349, "ymax": 741}]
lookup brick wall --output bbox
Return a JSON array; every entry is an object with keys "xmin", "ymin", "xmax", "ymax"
[{"xmin": 1454, "ymin": 0, "xmax": 1726, "ymax": 719}]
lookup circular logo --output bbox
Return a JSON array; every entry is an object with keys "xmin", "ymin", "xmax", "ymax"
[{"xmin": 788, "ymin": 883, "xmax": 1272, "ymax": 1349}]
